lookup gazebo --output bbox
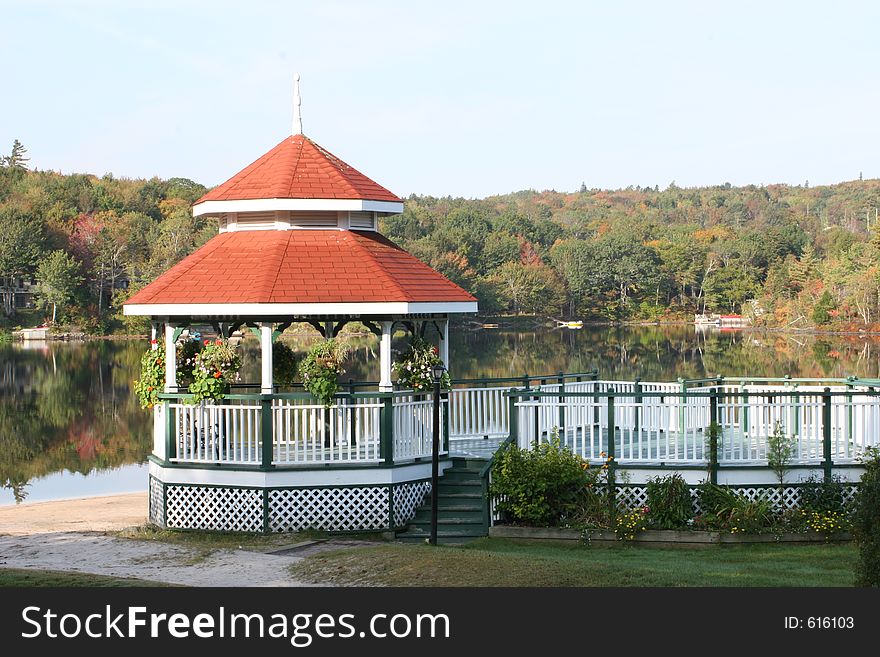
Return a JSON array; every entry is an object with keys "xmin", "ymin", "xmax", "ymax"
[{"xmin": 124, "ymin": 80, "xmax": 477, "ymax": 533}]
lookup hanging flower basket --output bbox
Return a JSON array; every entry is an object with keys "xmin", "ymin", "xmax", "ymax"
[
  {"xmin": 133, "ymin": 337, "xmax": 203, "ymax": 409},
  {"xmin": 298, "ymin": 338, "xmax": 349, "ymax": 407},
  {"xmin": 187, "ymin": 338, "xmax": 242, "ymax": 404},
  {"xmin": 393, "ymin": 336, "xmax": 451, "ymax": 392}
]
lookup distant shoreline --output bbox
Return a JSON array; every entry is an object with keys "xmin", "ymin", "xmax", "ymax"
[{"xmin": 7, "ymin": 321, "xmax": 880, "ymax": 342}]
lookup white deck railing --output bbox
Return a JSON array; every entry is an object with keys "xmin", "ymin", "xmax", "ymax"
[
  {"xmin": 164, "ymin": 377, "xmax": 880, "ymax": 468},
  {"xmin": 271, "ymin": 397, "xmax": 382, "ymax": 464},
  {"xmin": 169, "ymin": 399, "xmax": 263, "ymax": 465},
  {"xmin": 393, "ymin": 396, "xmax": 447, "ymax": 460},
  {"xmin": 448, "ymin": 386, "xmax": 508, "ymax": 439},
  {"xmin": 167, "ymin": 393, "xmax": 448, "ymax": 466},
  {"xmin": 512, "ymin": 380, "xmax": 880, "ymax": 465}
]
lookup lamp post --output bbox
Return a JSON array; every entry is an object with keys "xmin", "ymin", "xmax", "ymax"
[{"xmin": 430, "ymin": 363, "xmax": 446, "ymax": 546}]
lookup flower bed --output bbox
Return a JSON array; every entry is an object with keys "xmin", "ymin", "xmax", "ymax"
[{"xmin": 489, "ymin": 439, "xmax": 861, "ymax": 543}]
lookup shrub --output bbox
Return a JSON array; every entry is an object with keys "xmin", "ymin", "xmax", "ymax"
[
  {"xmin": 645, "ymin": 474, "xmax": 693, "ymax": 529},
  {"xmin": 567, "ymin": 458, "xmax": 613, "ymax": 530},
  {"xmin": 724, "ymin": 495, "xmax": 776, "ymax": 534},
  {"xmin": 852, "ymin": 447, "xmax": 880, "ymax": 586},
  {"xmin": 696, "ymin": 482, "xmax": 775, "ymax": 533},
  {"xmin": 490, "ymin": 436, "xmax": 591, "ymax": 527},
  {"xmin": 273, "ymin": 341, "xmax": 298, "ymax": 387},
  {"xmin": 799, "ymin": 474, "xmax": 848, "ymax": 514},
  {"xmin": 696, "ymin": 481, "xmax": 739, "ymax": 521}
]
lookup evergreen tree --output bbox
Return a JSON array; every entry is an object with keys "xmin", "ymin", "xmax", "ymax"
[
  {"xmin": 788, "ymin": 245, "xmax": 816, "ymax": 292},
  {"xmin": 812, "ymin": 290, "xmax": 836, "ymax": 325},
  {"xmin": 3, "ymin": 139, "xmax": 29, "ymax": 170}
]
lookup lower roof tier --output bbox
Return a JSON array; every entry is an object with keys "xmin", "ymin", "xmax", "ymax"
[{"xmin": 123, "ymin": 229, "xmax": 478, "ymax": 317}]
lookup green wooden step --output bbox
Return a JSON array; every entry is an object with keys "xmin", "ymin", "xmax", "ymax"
[
  {"xmin": 443, "ymin": 466, "xmax": 483, "ymax": 474},
  {"xmin": 395, "ymin": 456, "xmax": 491, "ymax": 543},
  {"xmin": 411, "ymin": 502, "xmax": 483, "ymax": 514},
  {"xmin": 438, "ymin": 492, "xmax": 483, "ymax": 500},
  {"xmin": 409, "ymin": 510, "xmax": 486, "ymax": 524},
  {"xmin": 451, "ymin": 458, "xmax": 490, "ymax": 469},
  {"xmin": 436, "ymin": 485, "xmax": 482, "ymax": 495}
]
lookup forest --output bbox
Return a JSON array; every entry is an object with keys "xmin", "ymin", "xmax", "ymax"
[{"xmin": 1, "ymin": 138, "xmax": 879, "ymax": 333}]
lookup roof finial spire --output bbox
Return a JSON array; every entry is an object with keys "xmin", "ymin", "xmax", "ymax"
[{"xmin": 292, "ymin": 73, "xmax": 303, "ymax": 136}]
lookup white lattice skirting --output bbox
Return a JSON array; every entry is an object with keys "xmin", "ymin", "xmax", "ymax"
[
  {"xmin": 615, "ymin": 483, "xmax": 860, "ymax": 513},
  {"xmin": 149, "ymin": 477, "xmax": 164, "ymax": 526},
  {"xmin": 151, "ymin": 476, "xmax": 430, "ymax": 533},
  {"xmin": 393, "ymin": 480, "xmax": 432, "ymax": 528}
]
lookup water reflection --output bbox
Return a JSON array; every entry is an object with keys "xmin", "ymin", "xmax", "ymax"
[
  {"xmin": 0, "ymin": 340, "xmax": 152, "ymax": 503},
  {"xmin": 1, "ymin": 326, "xmax": 878, "ymax": 504}
]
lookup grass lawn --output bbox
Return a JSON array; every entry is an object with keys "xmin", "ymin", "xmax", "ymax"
[
  {"xmin": 290, "ymin": 538, "xmax": 858, "ymax": 587},
  {"xmin": 0, "ymin": 567, "xmax": 169, "ymax": 587}
]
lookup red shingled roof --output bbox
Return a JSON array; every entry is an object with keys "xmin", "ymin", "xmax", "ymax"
[
  {"xmin": 125, "ymin": 230, "xmax": 476, "ymax": 306},
  {"xmin": 196, "ymin": 135, "xmax": 401, "ymax": 204}
]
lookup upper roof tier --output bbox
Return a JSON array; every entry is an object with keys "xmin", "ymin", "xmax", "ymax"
[{"xmin": 192, "ymin": 134, "xmax": 404, "ymax": 217}]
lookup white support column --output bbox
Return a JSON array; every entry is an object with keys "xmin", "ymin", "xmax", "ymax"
[
  {"xmin": 154, "ymin": 320, "xmax": 168, "ymax": 460},
  {"xmin": 439, "ymin": 318, "xmax": 450, "ymax": 371},
  {"xmin": 261, "ymin": 323, "xmax": 275, "ymax": 394},
  {"xmin": 164, "ymin": 323, "xmax": 177, "ymax": 392},
  {"xmin": 379, "ymin": 320, "xmax": 393, "ymax": 392}
]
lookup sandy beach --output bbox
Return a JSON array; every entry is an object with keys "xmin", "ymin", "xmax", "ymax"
[
  {"xmin": 0, "ymin": 492, "xmax": 319, "ymax": 586},
  {"xmin": 0, "ymin": 492, "xmax": 148, "ymax": 536}
]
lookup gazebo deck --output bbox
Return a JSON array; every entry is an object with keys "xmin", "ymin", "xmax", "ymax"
[{"xmin": 156, "ymin": 373, "xmax": 880, "ymax": 469}]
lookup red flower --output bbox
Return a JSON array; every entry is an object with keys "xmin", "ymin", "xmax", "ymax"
[
  {"xmin": 204, "ymin": 339, "xmax": 210, "ymax": 345},
  {"xmin": 214, "ymin": 371, "xmax": 222, "ymax": 379},
  {"xmin": 431, "ymin": 346, "xmax": 438, "ymax": 354},
  {"xmin": 215, "ymin": 338, "xmax": 223, "ymax": 345},
  {"xmin": 150, "ymin": 339, "xmax": 158, "ymax": 345}
]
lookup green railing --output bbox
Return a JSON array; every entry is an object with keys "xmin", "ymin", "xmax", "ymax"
[
  {"xmin": 158, "ymin": 389, "xmax": 449, "ymax": 469},
  {"xmin": 505, "ymin": 386, "xmax": 880, "ymax": 478}
]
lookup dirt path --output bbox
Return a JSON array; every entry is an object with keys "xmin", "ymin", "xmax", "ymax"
[
  {"xmin": 0, "ymin": 532, "xmax": 313, "ymax": 587},
  {"xmin": 0, "ymin": 493, "xmax": 319, "ymax": 587}
]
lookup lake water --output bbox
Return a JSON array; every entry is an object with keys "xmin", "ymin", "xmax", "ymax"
[{"xmin": 2, "ymin": 325, "xmax": 878, "ymax": 505}]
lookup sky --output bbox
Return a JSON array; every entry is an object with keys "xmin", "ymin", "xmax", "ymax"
[{"xmin": 1, "ymin": 0, "xmax": 879, "ymax": 198}]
